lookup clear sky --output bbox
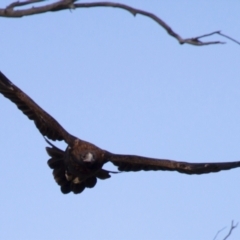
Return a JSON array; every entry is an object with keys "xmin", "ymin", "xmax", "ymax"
[{"xmin": 0, "ymin": 1, "xmax": 240, "ymax": 240}]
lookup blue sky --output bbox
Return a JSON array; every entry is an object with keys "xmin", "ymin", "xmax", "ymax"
[{"xmin": 0, "ymin": 1, "xmax": 240, "ymax": 239}]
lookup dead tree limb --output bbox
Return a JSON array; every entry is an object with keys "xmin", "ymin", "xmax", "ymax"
[
  {"xmin": 1, "ymin": 0, "xmax": 239, "ymax": 46},
  {"xmin": 213, "ymin": 226, "xmax": 227, "ymax": 240},
  {"xmin": 213, "ymin": 221, "xmax": 238, "ymax": 240},
  {"xmin": 223, "ymin": 221, "xmax": 238, "ymax": 240}
]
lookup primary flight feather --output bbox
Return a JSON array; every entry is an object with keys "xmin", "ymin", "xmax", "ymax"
[{"xmin": 0, "ymin": 71, "xmax": 239, "ymax": 194}]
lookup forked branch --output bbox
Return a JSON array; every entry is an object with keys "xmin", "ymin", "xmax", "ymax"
[
  {"xmin": 1, "ymin": 0, "xmax": 239, "ymax": 46},
  {"xmin": 223, "ymin": 221, "xmax": 238, "ymax": 240},
  {"xmin": 213, "ymin": 221, "xmax": 238, "ymax": 240}
]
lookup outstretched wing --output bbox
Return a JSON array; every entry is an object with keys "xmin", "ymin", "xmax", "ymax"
[
  {"xmin": 108, "ymin": 153, "xmax": 240, "ymax": 174},
  {"xmin": 0, "ymin": 71, "xmax": 76, "ymax": 144}
]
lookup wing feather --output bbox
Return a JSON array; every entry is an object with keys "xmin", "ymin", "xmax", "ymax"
[
  {"xmin": 0, "ymin": 71, "xmax": 75, "ymax": 144},
  {"xmin": 108, "ymin": 153, "xmax": 240, "ymax": 174}
]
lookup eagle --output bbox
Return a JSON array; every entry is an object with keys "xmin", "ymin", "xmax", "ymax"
[{"xmin": 0, "ymin": 71, "xmax": 239, "ymax": 194}]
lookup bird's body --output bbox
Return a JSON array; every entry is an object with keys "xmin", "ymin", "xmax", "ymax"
[
  {"xmin": 45, "ymin": 138, "xmax": 113, "ymax": 194},
  {"xmin": 0, "ymin": 71, "xmax": 239, "ymax": 194}
]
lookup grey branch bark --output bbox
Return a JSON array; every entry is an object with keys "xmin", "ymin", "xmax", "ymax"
[
  {"xmin": 223, "ymin": 221, "xmax": 238, "ymax": 240},
  {"xmin": 213, "ymin": 221, "xmax": 238, "ymax": 240},
  {"xmin": 1, "ymin": 0, "xmax": 239, "ymax": 46}
]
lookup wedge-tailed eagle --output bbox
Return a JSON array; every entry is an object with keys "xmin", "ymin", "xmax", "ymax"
[{"xmin": 0, "ymin": 71, "xmax": 239, "ymax": 194}]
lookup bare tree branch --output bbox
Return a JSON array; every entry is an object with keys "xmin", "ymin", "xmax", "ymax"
[
  {"xmin": 213, "ymin": 221, "xmax": 238, "ymax": 240},
  {"xmin": 217, "ymin": 32, "xmax": 240, "ymax": 45},
  {"xmin": 213, "ymin": 226, "xmax": 227, "ymax": 240},
  {"xmin": 0, "ymin": 0, "xmax": 238, "ymax": 46},
  {"xmin": 223, "ymin": 221, "xmax": 238, "ymax": 240},
  {"xmin": 6, "ymin": 0, "xmax": 45, "ymax": 9}
]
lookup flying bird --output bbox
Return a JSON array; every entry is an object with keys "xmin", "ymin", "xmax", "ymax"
[{"xmin": 0, "ymin": 71, "xmax": 239, "ymax": 194}]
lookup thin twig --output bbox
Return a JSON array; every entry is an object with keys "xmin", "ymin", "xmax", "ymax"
[
  {"xmin": 222, "ymin": 221, "xmax": 238, "ymax": 240},
  {"xmin": 213, "ymin": 226, "xmax": 226, "ymax": 240},
  {"xmin": 194, "ymin": 30, "xmax": 221, "ymax": 40},
  {"xmin": 217, "ymin": 32, "xmax": 240, "ymax": 45},
  {"xmin": 73, "ymin": 2, "xmax": 224, "ymax": 46},
  {"xmin": 0, "ymin": 1, "xmax": 239, "ymax": 46},
  {"xmin": 6, "ymin": 0, "xmax": 45, "ymax": 9}
]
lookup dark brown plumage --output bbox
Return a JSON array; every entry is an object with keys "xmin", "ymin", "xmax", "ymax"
[{"xmin": 0, "ymin": 71, "xmax": 239, "ymax": 194}]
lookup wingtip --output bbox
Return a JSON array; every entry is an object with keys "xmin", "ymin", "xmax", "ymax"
[{"xmin": 0, "ymin": 71, "xmax": 14, "ymax": 87}]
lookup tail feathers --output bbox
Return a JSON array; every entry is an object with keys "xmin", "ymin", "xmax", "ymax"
[
  {"xmin": 60, "ymin": 183, "xmax": 71, "ymax": 194},
  {"xmin": 70, "ymin": 182, "xmax": 85, "ymax": 194},
  {"xmin": 51, "ymin": 163, "xmax": 82, "ymax": 194},
  {"xmin": 60, "ymin": 181, "xmax": 86, "ymax": 194},
  {"xmin": 44, "ymin": 139, "xmax": 118, "ymax": 194},
  {"xmin": 45, "ymin": 144, "xmax": 87, "ymax": 194},
  {"xmin": 53, "ymin": 168, "xmax": 67, "ymax": 186},
  {"xmin": 46, "ymin": 146, "xmax": 64, "ymax": 159},
  {"xmin": 44, "ymin": 142, "xmax": 70, "ymax": 193},
  {"xmin": 85, "ymin": 177, "xmax": 97, "ymax": 188},
  {"xmin": 48, "ymin": 157, "xmax": 63, "ymax": 169},
  {"xmin": 61, "ymin": 182, "xmax": 86, "ymax": 194},
  {"xmin": 45, "ymin": 146, "xmax": 97, "ymax": 194}
]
